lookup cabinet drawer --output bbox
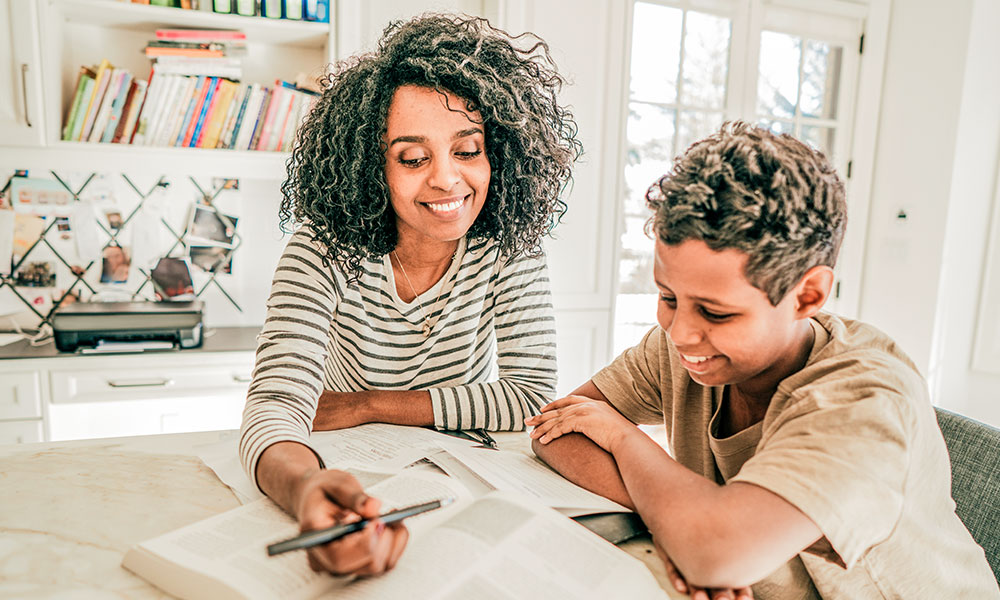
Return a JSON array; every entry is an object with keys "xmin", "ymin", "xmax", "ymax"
[
  {"xmin": 0, "ymin": 371, "xmax": 43, "ymax": 419},
  {"xmin": 0, "ymin": 419, "xmax": 43, "ymax": 444},
  {"xmin": 50, "ymin": 363, "xmax": 252, "ymax": 404}
]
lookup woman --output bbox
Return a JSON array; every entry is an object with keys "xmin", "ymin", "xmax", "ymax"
[{"xmin": 239, "ymin": 14, "xmax": 581, "ymax": 577}]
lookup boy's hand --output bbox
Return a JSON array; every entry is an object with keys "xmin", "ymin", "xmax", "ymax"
[
  {"xmin": 654, "ymin": 538, "xmax": 753, "ymax": 600},
  {"xmin": 525, "ymin": 395, "xmax": 636, "ymax": 453}
]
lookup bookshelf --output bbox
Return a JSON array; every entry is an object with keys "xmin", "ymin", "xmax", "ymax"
[{"xmin": 4, "ymin": 0, "xmax": 337, "ymax": 179}]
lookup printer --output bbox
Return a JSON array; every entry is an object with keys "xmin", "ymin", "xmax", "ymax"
[{"xmin": 52, "ymin": 300, "xmax": 204, "ymax": 352}]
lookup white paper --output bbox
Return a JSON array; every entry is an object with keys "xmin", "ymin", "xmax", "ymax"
[
  {"xmin": 434, "ymin": 445, "xmax": 629, "ymax": 513},
  {"xmin": 0, "ymin": 210, "xmax": 13, "ymax": 275},
  {"xmin": 195, "ymin": 425, "xmax": 478, "ymax": 506},
  {"xmin": 125, "ymin": 471, "xmax": 475, "ymax": 600}
]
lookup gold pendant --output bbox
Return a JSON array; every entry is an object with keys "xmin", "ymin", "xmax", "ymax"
[{"xmin": 422, "ymin": 321, "xmax": 432, "ymax": 337}]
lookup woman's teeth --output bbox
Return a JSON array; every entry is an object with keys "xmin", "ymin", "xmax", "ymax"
[{"xmin": 426, "ymin": 198, "xmax": 464, "ymax": 212}]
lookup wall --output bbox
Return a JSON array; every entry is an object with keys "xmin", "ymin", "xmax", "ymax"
[
  {"xmin": 926, "ymin": 0, "xmax": 1000, "ymax": 425},
  {"xmin": 859, "ymin": 0, "xmax": 1000, "ymax": 426}
]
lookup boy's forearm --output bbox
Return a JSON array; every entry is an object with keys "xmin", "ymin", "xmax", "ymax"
[
  {"xmin": 610, "ymin": 432, "xmax": 820, "ymax": 588},
  {"xmin": 531, "ymin": 433, "xmax": 635, "ymax": 510}
]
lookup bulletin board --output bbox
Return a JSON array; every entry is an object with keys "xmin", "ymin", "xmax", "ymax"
[{"xmin": 0, "ymin": 170, "xmax": 244, "ymax": 331}]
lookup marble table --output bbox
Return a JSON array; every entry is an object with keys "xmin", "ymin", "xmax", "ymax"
[{"xmin": 0, "ymin": 431, "xmax": 681, "ymax": 598}]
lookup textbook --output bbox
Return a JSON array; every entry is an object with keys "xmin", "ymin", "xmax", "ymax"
[{"xmin": 122, "ymin": 469, "xmax": 667, "ymax": 600}]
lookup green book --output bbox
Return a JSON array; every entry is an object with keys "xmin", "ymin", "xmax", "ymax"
[
  {"xmin": 68, "ymin": 76, "xmax": 96, "ymax": 142},
  {"xmin": 212, "ymin": 0, "xmax": 232, "ymax": 13},
  {"xmin": 62, "ymin": 68, "xmax": 93, "ymax": 141}
]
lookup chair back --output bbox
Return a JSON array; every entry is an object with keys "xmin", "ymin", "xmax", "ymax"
[{"xmin": 935, "ymin": 407, "xmax": 1000, "ymax": 583}]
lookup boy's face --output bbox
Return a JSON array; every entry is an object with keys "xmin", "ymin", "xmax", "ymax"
[{"xmin": 653, "ymin": 239, "xmax": 807, "ymax": 390}]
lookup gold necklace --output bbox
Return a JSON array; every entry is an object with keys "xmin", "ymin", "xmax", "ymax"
[{"xmin": 392, "ymin": 251, "xmax": 447, "ymax": 337}]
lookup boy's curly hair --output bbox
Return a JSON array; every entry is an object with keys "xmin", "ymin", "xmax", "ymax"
[
  {"xmin": 647, "ymin": 121, "xmax": 847, "ymax": 305},
  {"xmin": 279, "ymin": 13, "xmax": 582, "ymax": 280}
]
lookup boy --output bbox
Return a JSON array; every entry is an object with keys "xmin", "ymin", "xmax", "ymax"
[{"xmin": 526, "ymin": 122, "xmax": 998, "ymax": 598}]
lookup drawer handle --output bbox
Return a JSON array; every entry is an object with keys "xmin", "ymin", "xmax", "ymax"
[
  {"xmin": 20, "ymin": 63, "xmax": 32, "ymax": 127},
  {"xmin": 232, "ymin": 374, "xmax": 252, "ymax": 383},
  {"xmin": 107, "ymin": 378, "xmax": 173, "ymax": 388}
]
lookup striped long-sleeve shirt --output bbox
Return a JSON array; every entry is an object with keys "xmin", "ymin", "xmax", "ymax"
[{"xmin": 239, "ymin": 227, "xmax": 558, "ymax": 485}]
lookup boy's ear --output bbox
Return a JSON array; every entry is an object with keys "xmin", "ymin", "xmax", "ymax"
[{"xmin": 793, "ymin": 265, "xmax": 834, "ymax": 318}]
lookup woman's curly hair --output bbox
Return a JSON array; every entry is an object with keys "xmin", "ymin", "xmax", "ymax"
[
  {"xmin": 646, "ymin": 121, "xmax": 847, "ymax": 306},
  {"xmin": 279, "ymin": 13, "xmax": 583, "ymax": 280}
]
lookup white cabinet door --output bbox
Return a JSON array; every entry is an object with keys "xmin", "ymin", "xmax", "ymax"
[
  {"xmin": 0, "ymin": 0, "xmax": 45, "ymax": 146},
  {"xmin": 0, "ymin": 419, "xmax": 44, "ymax": 444}
]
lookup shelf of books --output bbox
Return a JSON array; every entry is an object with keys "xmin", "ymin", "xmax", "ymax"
[
  {"xmin": 38, "ymin": 0, "xmax": 332, "ymax": 179},
  {"xmin": 51, "ymin": 0, "xmax": 331, "ymax": 47}
]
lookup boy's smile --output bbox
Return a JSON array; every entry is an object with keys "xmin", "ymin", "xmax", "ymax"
[{"xmin": 653, "ymin": 239, "xmax": 817, "ymax": 401}]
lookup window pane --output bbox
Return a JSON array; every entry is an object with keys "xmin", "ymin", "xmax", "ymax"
[
  {"xmin": 622, "ymin": 102, "xmax": 673, "ymax": 295},
  {"xmin": 680, "ymin": 11, "xmax": 731, "ymax": 109},
  {"xmin": 630, "ymin": 2, "xmax": 682, "ymax": 103},
  {"xmin": 758, "ymin": 118, "xmax": 794, "ymax": 136},
  {"xmin": 757, "ymin": 31, "xmax": 800, "ymax": 118},
  {"xmin": 677, "ymin": 110, "xmax": 724, "ymax": 155},
  {"xmin": 801, "ymin": 40, "xmax": 842, "ymax": 119},
  {"xmin": 800, "ymin": 124, "xmax": 836, "ymax": 156}
]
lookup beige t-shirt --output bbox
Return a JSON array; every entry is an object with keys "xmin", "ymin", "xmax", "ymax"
[{"xmin": 592, "ymin": 312, "xmax": 998, "ymax": 599}]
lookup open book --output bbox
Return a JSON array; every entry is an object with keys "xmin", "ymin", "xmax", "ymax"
[{"xmin": 122, "ymin": 469, "xmax": 668, "ymax": 599}]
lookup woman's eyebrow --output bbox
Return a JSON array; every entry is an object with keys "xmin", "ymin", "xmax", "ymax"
[
  {"xmin": 387, "ymin": 128, "xmax": 483, "ymax": 148},
  {"xmin": 453, "ymin": 127, "xmax": 484, "ymax": 140}
]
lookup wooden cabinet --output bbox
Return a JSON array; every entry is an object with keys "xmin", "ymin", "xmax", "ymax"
[{"xmin": 0, "ymin": 0, "xmax": 46, "ymax": 146}]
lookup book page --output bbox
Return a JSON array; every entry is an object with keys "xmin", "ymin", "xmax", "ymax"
[
  {"xmin": 335, "ymin": 491, "xmax": 668, "ymax": 600},
  {"xmin": 195, "ymin": 425, "xmax": 477, "ymax": 505},
  {"xmin": 311, "ymin": 423, "xmax": 476, "ymax": 471},
  {"xmin": 124, "ymin": 470, "xmax": 473, "ymax": 600},
  {"xmin": 431, "ymin": 445, "xmax": 629, "ymax": 514}
]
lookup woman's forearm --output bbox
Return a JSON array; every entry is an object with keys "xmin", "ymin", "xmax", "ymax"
[
  {"xmin": 255, "ymin": 441, "xmax": 323, "ymax": 517},
  {"xmin": 313, "ymin": 389, "xmax": 434, "ymax": 430}
]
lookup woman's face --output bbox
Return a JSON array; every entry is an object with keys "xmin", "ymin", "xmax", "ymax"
[{"xmin": 383, "ymin": 85, "xmax": 491, "ymax": 247}]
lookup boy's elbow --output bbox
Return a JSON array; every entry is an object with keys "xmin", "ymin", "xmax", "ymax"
[{"xmin": 653, "ymin": 531, "xmax": 762, "ymax": 589}]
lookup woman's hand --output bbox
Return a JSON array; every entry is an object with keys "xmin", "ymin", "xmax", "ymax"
[
  {"xmin": 654, "ymin": 538, "xmax": 754, "ymax": 600},
  {"xmin": 524, "ymin": 395, "xmax": 637, "ymax": 453},
  {"xmin": 293, "ymin": 468, "xmax": 409, "ymax": 576}
]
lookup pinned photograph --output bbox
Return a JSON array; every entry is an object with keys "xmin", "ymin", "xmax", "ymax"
[
  {"xmin": 187, "ymin": 204, "xmax": 238, "ymax": 248},
  {"xmin": 189, "ymin": 245, "xmax": 233, "ymax": 274},
  {"xmin": 105, "ymin": 210, "xmax": 124, "ymax": 231},
  {"xmin": 10, "ymin": 177, "xmax": 73, "ymax": 215},
  {"xmin": 150, "ymin": 256, "xmax": 195, "ymax": 301},
  {"xmin": 100, "ymin": 245, "xmax": 131, "ymax": 284},
  {"xmin": 13, "ymin": 261, "xmax": 56, "ymax": 287}
]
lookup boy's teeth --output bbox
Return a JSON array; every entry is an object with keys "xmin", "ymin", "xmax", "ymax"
[
  {"xmin": 427, "ymin": 199, "xmax": 464, "ymax": 212},
  {"xmin": 682, "ymin": 354, "xmax": 710, "ymax": 364}
]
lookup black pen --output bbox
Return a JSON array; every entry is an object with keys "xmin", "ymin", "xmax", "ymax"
[
  {"xmin": 266, "ymin": 497, "xmax": 454, "ymax": 556},
  {"xmin": 471, "ymin": 428, "xmax": 498, "ymax": 450}
]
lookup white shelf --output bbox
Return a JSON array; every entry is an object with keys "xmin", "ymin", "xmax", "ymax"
[
  {"xmin": 0, "ymin": 141, "xmax": 291, "ymax": 179},
  {"xmin": 50, "ymin": 0, "xmax": 331, "ymax": 48}
]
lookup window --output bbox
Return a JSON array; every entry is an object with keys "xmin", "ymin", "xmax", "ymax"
[{"xmin": 614, "ymin": 0, "xmax": 865, "ymax": 354}]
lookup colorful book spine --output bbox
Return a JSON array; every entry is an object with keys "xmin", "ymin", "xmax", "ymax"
[
  {"xmin": 180, "ymin": 76, "xmax": 212, "ymax": 146},
  {"xmin": 247, "ymin": 87, "xmax": 273, "ymax": 151},
  {"xmin": 197, "ymin": 79, "xmax": 234, "ymax": 148},
  {"xmin": 174, "ymin": 76, "xmax": 206, "ymax": 146},
  {"xmin": 189, "ymin": 77, "xmax": 220, "ymax": 147},
  {"xmin": 78, "ymin": 59, "xmax": 112, "ymax": 141},
  {"xmin": 232, "ymin": 84, "xmax": 262, "ymax": 151},
  {"xmin": 101, "ymin": 71, "xmax": 134, "ymax": 143},
  {"xmin": 88, "ymin": 69, "xmax": 124, "ymax": 143},
  {"xmin": 62, "ymin": 66, "xmax": 95, "ymax": 141},
  {"xmin": 67, "ymin": 76, "xmax": 96, "ymax": 142},
  {"xmin": 119, "ymin": 79, "xmax": 148, "ymax": 144}
]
